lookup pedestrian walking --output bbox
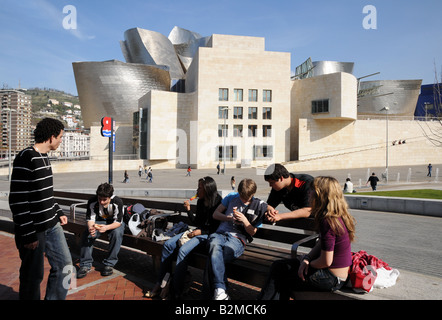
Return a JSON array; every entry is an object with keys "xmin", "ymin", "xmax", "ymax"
[
  {"xmin": 427, "ymin": 164, "xmax": 432, "ymax": 177},
  {"xmin": 147, "ymin": 167, "xmax": 153, "ymax": 182},
  {"xmin": 366, "ymin": 172, "xmax": 379, "ymax": 191}
]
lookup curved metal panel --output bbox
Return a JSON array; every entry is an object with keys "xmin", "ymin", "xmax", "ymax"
[
  {"xmin": 174, "ymin": 36, "xmax": 211, "ymax": 71},
  {"xmin": 312, "ymin": 61, "xmax": 354, "ymax": 77},
  {"xmin": 357, "ymin": 80, "xmax": 422, "ymax": 115},
  {"xmin": 168, "ymin": 26, "xmax": 202, "ymax": 45},
  {"xmin": 73, "ymin": 60, "xmax": 170, "ymax": 127},
  {"xmin": 119, "ymin": 40, "xmax": 132, "ymax": 65},
  {"xmin": 123, "ymin": 28, "xmax": 184, "ymax": 79}
]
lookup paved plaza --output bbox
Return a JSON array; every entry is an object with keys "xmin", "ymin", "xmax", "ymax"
[
  {"xmin": 0, "ymin": 163, "xmax": 441, "ymax": 301},
  {"xmin": 38, "ymin": 163, "xmax": 442, "ymax": 198}
]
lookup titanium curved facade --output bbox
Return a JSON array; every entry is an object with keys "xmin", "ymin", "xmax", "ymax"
[
  {"xmin": 311, "ymin": 61, "xmax": 354, "ymax": 77},
  {"xmin": 168, "ymin": 26, "xmax": 202, "ymax": 45},
  {"xmin": 357, "ymin": 80, "xmax": 422, "ymax": 115},
  {"xmin": 73, "ymin": 60, "xmax": 170, "ymax": 127},
  {"xmin": 167, "ymin": 26, "xmax": 210, "ymax": 72},
  {"xmin": 121, "ymin": 28, "xmax": 184, "ymax": 79},
  {"xmin": 293, "ymin": 59, "xmax": 354, "ymax": 79},
  {"xmin": 173, "ymin": 36, "xmax": 211, "ymax": 72},
  {"xmin": 75, "ymin": 26, "xmax": 209, "ymax": 129}
]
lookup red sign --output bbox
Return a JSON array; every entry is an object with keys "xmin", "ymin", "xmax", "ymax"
[{"xmin": 101, "ymin": 117, "xmax": 112, "ymax": 137}]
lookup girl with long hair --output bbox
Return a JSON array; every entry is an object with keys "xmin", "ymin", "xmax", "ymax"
[
  {"xmin": 145, "ymin": 176, "xmax": 222, "ymax": 299},
  {"xmin": 258, "ymin": 176, "xmax": 356, "ymax": 300}
]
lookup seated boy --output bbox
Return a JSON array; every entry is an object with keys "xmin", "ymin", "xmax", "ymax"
[
  {"xmin": 205, "ymin": 178, "xmax": 268, "ymax": 300},
  {"xmin": 77, "ymin": 183, "xmax": 125, "ymax": 278}
]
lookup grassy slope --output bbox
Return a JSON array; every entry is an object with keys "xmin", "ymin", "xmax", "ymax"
[{"xmin": 355, "ymin": 189, "xmax": 442, "ymax": 200}]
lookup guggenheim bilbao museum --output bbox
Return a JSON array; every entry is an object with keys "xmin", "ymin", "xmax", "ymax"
[{"xmin": 72, "ymin": 26, "xmax": 441, "ymax": 171}]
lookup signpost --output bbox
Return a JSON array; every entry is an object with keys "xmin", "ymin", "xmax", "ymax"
[{"xmin": 101, "ymin": 116, "xmax": 114, "ymax": 184}]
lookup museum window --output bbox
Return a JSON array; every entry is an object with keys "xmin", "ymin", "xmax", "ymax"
[
  {"xmin": 263, "ymin": 90, "xmax": 272, "ymax": 102},
  {"xmin": 218, "ymin": 124, "xmax": 228, "ymax": 137},
  {"xmin": 217, "ymin": 145, "xmax": 237, "ymax": 161},
  {"xmin": 311, "ymin": 99, "xmax": 329, "ymax": 114},
  {"xmin": 262, "ymin": 107, "xmax": 272, "ymax": 119},
  {"xmin": 253, "ymin": 145, "xmax": 273, "ymax": 159},
  {"xmin": 233, "ymin": 125, "xmax": 243, "ymax": 137},
  {"xmin": 219, "ymin": 88, "xmax": 229, "ymax": 101},
  {"xmin": 248, "ymin": 125, "xmax": 257, "ymax": 137},
  {"xmin": 248, "ymin": 107, "xmax": 257, "ymax": 119},
  {"xmin": 263, "ymin": 125, "xmax": 272, "ymax": 137},
  {"xmin": 233, "ymin": 107, "xmax": 243, "ymax": 119},
  {"xmin": 234, "ymin": 89, "xmax": 243, "ymax": 102},
  {"xmin": 248, "ymin": 89, "xmax": 258, "ymax": 102},
  {"xmin": 218, "ymin": 106, "xmax": 228, "ymax": 119}
]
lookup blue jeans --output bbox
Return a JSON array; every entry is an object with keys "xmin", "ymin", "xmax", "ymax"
[
  {"xmin": 16, "ymin": 222, "xmax": 73, "ymax": 300},
  {"xmin": 258, "ymin": 258, "xmax": 347, "ymax": 300},
  {"xmin": 159, "ymin": 231, "xmax": 208, "ymax": 296},
  {"xmin": 79, "ymin": 221, "xmax": 125, "ymax": 268},
  {"xmin": 206, "ymin": 232, "xmax": 245, "ymax": 291}
]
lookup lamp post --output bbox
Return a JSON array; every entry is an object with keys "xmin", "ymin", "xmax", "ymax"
[
  {"xmin": 380, "ymin": 106, "xmax": 389, "ymax": 183},
  {"xmin": 423, "ymin": 102, "xmax": 429, "ymax": 120},
  {"xmin": 2, "ymin": 108, "xmax": 16, "ymax": 182}
]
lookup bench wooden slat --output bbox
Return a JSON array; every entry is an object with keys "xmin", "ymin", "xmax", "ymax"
[{"xmin": 56, "ymin": 191, "xmax": 319, "ymax": 293}]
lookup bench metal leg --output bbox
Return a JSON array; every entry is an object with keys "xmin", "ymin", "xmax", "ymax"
[{"xmin": 152, "ymin": 255, "xmax": 161, "ymax": 276}]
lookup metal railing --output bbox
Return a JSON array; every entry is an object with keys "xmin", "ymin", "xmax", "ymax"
[{"xmin": 358, "ymin": 115, "xmax": 442, "ymax": 121}]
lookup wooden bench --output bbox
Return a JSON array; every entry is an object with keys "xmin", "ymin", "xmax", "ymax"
[{"xmin": 55, "ymin": 191, "xmax": 319, "ymax": 292}]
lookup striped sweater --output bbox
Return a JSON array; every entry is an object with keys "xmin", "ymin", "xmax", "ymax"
[{"xmin": 8, "ymin": 147, "xmax": 64, "ymax": 245}]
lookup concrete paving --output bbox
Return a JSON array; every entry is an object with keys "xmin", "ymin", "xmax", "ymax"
[
  {"xmin": 0, "ymin": 164, "xmax": 441, "ymax": 300},
  {"xmin": 2, "ymin": 163, "xmax": 440, "ymax": 198}
]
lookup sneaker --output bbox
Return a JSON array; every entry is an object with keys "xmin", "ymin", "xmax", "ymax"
[
  {"xmin": 76, "ymin": 266, "xmax": 91, "ymax": 279},
  {"xmin": 213, "ymin": 289, "xmax": 230, "ymax": 300},
  {"xmin": 101, "ymin": 266, "xmax": 113, "ymax": 277}
]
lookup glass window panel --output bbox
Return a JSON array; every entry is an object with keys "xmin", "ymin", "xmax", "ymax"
[
  {"xmin": 219, "ymin": 107, "xmax": 228, "ymax": 119},
  {"xmin": 234, "ymin": 89, "xmax": 243, "ymax": 102},
  {"xmin": 233, "ymin": 125, "xmax": 243, "ymax": 137},
  {"xmin": 248, "ymin": 89, "xmax": 258, "ymax": 102},
  {"xmin": 219, "ymin": 88, "xmax": 229, "ymax": 101},
  {"xmin": 263, "ymin": 107, "xmax": 272, "ymax": 119},
  {"xmin": 233, "ymin": 107, "xmax": 243, "ymax": 119},
  {"xmin": 248, "ymin": 107, "xmax": 257, "ymax": 119},
  {"xmin": 263, "ymin": 90, "xmax": 272, "ymax": 102}
]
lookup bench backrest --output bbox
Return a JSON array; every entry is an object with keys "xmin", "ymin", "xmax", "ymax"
[{"xmin": 54, "ymin": 190, "xmax": 318, "ymax": 253}]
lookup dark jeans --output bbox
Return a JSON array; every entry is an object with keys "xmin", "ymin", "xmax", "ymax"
[
  {"xmin": 158, "ymin": 232, "xmax": 208, "ymax": 297},
  {"xmin": 79, "ymin": 221, "xmax": 125, "ymax": 268},
  {"xmin": 16, "ymin": 222, "xmax": 73, "ymax": 300},
  {"xmin": 206, "ymin": 233, "xmax": 245, "ymax": 291},
  {"xmin": 257, "ymin": 258, "xmax": 347, "ymax": 300}
]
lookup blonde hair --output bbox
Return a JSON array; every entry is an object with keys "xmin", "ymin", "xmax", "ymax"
[
  {"xmin": 237, "ymin": 178, "xmax": 257, "ymax": 200},
  {"xmin": 311, "ymin": 176, "xmax": 356, "ymax": 242}
]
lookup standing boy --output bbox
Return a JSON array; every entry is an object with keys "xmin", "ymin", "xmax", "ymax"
[{"xmin": 9, "ymin": 118, "xmax": 73, "ymax": 300}]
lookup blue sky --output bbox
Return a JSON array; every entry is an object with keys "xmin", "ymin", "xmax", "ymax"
[{"xmin": 1, "ymin": 0, "xmax": 441, "ymax": 95}]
